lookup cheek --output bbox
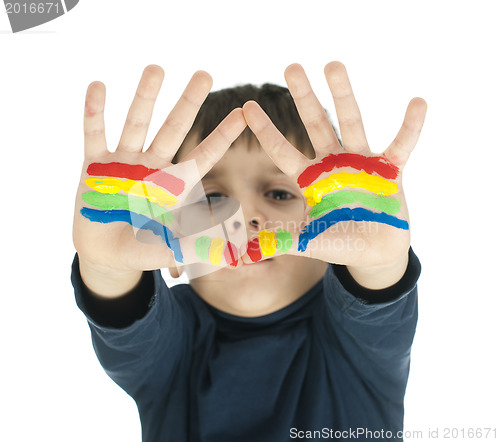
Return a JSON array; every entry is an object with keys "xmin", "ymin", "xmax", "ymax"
[
  {"xmin": 271, "ymin": 204, "xmax": 307, "ymax": 231},
  {"xmin": 269, "ymin": 199, "xmax": 307, "ymax": 220}
]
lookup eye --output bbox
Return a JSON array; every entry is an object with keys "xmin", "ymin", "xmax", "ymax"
[
  {"xmin": 206, "ymin": 192, "xmax": 228, "ymax": 206},
  {"xmin": 265, "ymin": 190, "xmax": 295, "ymax": 201}
]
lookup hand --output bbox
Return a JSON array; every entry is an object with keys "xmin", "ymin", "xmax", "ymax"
[
  {"xmin": 242, "ymin": 62, "xmax": 426, "ymax": 271},
  {"xmin": 73, "ymin": 65, "xmax": 247, "ymax": 278}
]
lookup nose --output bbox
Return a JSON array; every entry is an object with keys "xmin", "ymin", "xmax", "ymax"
[
  {"xmin": 247, "ymin": 213, "xmax": 266, "ymax": 231},
  {"xmin": 249, "ymin": 218, "xmax": 260, "ymax": 228},
  {"xmin": 228, "ymin": 214, "xmax": 263, "ymax": 231},
  {"xmin": 237, "ymin": 192, "xmax": 269, "ymax": 232}
]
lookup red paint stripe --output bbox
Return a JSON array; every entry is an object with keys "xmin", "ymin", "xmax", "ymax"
[
  {"xmin": 224, "ymin": 241, "xmax": 239, "ymax": 267},
  {"xmin": 246, "ymin": 238, "xmax": 262, "ymax": 263},
  {"xmin": 87, "ymin": 162, "xmax": 185, "ymax": 196},
  {"xmin": 297, "ymin": 153, "xmax": 399, "ymax": 188}
]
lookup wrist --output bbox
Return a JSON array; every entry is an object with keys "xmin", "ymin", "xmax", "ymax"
[
  {"xmin": 78, "ymin": 255, "xmax": 143, "ymax": 299},
  {"xmin": 346, "ymin": 250, "xmax": 409, "ymax": 290}
]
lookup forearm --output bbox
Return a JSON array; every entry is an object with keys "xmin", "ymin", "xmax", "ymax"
[
  {"xmin": 346, "ymin": 251, "xmax": 409, "ymax": 290},
  {"xmin": 79, "ymin": 255, "xmax": 143, "ymax": 299}
]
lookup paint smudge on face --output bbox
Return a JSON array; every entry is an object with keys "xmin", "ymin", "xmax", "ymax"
[
  {"xmin": 303, "ymin": 171, "xmax": 398, "ymax": 206},
  {"xmin": 297, "ymin": 153, "xmax": 399, "ymax": 188},
  {"xmin": 297, "ymin": 207, "xmax": 409, "ymax": 252},
  {"xmin": 80, "ymin": 207, "xmax": 183, "ymax": 262},
  {"xmin": 87, "ymin": 162, "xmax": 185, "ymax": 195},
  {"xmin": 85, "ymin": 178, "xmax": 178, "ymax": 207},
  {"xmin": 82, "ymin": 191, "xmax": 175, "ymax": 223},
  {"xmin": 308, "ymin": 190, "xmax": 401, "ymax": 218}
]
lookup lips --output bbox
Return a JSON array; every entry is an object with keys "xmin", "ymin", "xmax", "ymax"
[{"xmin": 243, "ymin": 257, "xmax": 273, "ymax": 266}]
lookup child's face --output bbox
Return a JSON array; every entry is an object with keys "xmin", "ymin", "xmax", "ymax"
[{"xmin": 178, "ymin": 136, "xmax": 328, "ymax": 317}]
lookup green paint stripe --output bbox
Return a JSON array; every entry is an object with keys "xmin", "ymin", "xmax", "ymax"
[
  {"xmin": 195, "ymin": 236, "xmax": 212, "ymax": 262},
  {"xmin": 309, "ymin": 190, "xmax": 401, "ymax": 218},
  {"xmin": 276, "ymin": 229, "xmax": 293, "ymax": 254},
  {"xmin": 81, "ymin": 191, "xmax": 175, "ymax": 224}
]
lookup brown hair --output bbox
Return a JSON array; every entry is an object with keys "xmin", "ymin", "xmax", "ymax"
[{"xmin": 173, "ymin": 83, "xmax": 333, "ymax": 163}]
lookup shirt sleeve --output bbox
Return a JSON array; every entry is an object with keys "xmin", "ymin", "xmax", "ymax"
[
  {"xmin": 71, "ymin": 254, "xmax": 187, "ymax": 399},
  {"xmin": 323, "ymin": 247, "xmax": 420, "ymax": 404}
]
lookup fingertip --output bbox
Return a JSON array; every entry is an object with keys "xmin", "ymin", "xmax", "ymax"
[
  {"xmin": 324, "ymin": 61, "xmax": 346, "ymax": 77},
  {"xmin": 144, "ymin": 64, "xmax": 165, "ymax": 78},
  {"xmin": 85, "ymin": 82, "xmax": 106, "ymax": 116},
  {"xmin": 192, "ymin": 70, "xmax": 213, "ymax": 89},
  {"xmin": 242, "ymin": 101, "xmax": 268, "ymax": 131},
  {"xmin": 87, "ymin": 81, "xmax": 105, "ymax": 95},
  {"xmin": 410, "ymin": 97, "xmax": 428, "ymax": 112},
  {"xmin": 230, "ymin": 106, "xmax": 244, "ymax": 115},
  {"xmin": 242, "ymin": 100, "xmax": 261, "ymax": 116},
  {"xmin": 407, "ymin": 98, "xmax": 428, "ymax": 126},
  {"xmin": 228, "ymin": 107, "xmax": 246, "ymax": 128},
  {"xmin": 285, "ymin": 63, "xmax": 304, "ymax": 76},
  {"xmin": 284, "ymin": 63, "xmax": 308, "ymax": 87}
]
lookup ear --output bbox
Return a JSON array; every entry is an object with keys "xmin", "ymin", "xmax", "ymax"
[{"xmin": 168, "ymin": 266, "xmax": 184, "ymax": 278}]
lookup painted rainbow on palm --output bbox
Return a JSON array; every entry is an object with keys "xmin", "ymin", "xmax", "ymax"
[
  {"xmin": 81, "ymin": 162, "xmax": 246, "ymax": 268},
  {"xmin": 80, "ymin": 162, "xmax": 186, "ymax": 262},
  {"xmin": 296, "ymin": 153, "xmax": 408, "ymax": 252}
]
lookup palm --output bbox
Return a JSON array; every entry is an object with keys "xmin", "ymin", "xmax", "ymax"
[
  {"xmin": 243, "ymin": 62, "xmax": 426, "ymax": 267},
  {"xmin": 73, "ymin": 66, "xmax": 246, "ymax": 272},
  {"xmin": 74, "ymin": 151, "xmax": 175, "ymax": 271}
]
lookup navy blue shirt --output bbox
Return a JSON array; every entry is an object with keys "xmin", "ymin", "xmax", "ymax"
[{"xmin": 72, "ymin": 249, "xmax": 420, "ymax": 441}]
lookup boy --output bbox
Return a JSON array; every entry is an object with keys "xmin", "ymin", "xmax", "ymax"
[{"xmin": 72, "ymin": 62, "xmax": 426, "ymax": 441}]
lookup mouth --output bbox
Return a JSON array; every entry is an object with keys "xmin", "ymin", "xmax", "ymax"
[{"xmin": 242, "ymin": 257, "xmax": 273, "ymax": 266}]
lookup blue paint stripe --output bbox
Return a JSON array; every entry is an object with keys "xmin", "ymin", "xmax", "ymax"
[
  {"xmin": 80, "ymin": 207, "xmax": 183, "ymax": 262},
  {"xmin": 298, "ymin": 207, "xmax": 409, "ymax": 252}
]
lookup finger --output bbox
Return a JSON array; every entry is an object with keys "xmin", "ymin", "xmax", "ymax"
[
  {"xmin": 84, "ymin": 81, "xmax": 107, "ymax": 158},
  {"xmin": 384, "ymin": 97, "xmax": 427, "ymax": 168},
  {"xmin": 116, "ymin": 65, "xmax": 165, "ymax": 153},
  {"xmin": 181, "ymin": 108, "xmax": 247, "ymax": 177},
  {"xmin": 147, "ymin": 70, "xmax": 213, "ymax": 161},
  {"xmin": 284, "ymin": 63, "xmax": 342, "ymax": 156},
  {"xmin": 243, "ymin": 100, "xmax": 308, "ymax": 177},
  {"xmin": 167, "ymin": 266, "xmax": 183, "ymax": 278},
  {"xmin": 324, "ymin": 61, "xmax": 370, "ymax": 154}
]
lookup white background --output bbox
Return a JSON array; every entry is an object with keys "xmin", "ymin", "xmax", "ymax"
[{"xmin": 1, "ymin": 0, "xmax": 499, "ymax": 440}]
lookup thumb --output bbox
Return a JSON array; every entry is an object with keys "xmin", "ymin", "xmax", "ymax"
[{"xmin": 167, "ymin": 266, "xmax": 184, "ymax": 278}]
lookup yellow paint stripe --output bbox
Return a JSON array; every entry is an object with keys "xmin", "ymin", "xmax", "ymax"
[
  {"xmin": 303, "ymin": 171, "xmax": 398, "ymax": 206},
  {"xmin": 85, "ymin": 178, "xmax": 177, "ymax": 207},
  {"xmin": 208, "ymin": 237, "xmax": 225, "ymax": 266},
  {"xmin": 258, "ymin": 230, "xmax": 277, "ymax": 257}
]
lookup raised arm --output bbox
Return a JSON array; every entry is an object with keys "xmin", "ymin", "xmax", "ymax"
[
  {"xmin": 243, "ymin": 62, "xmax": 427, "ymax": 289},
  {"xmin": 74, "ymin": 66, "xmax": 247, "ymax": 298}
]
